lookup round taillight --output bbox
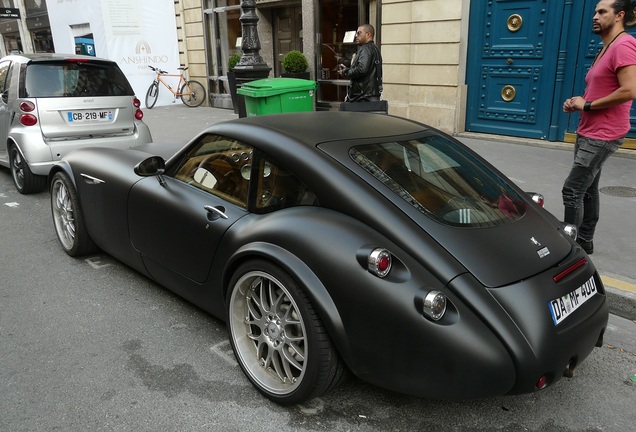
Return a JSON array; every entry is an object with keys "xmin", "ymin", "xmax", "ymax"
[
  {"xmin": 563, "ymin": 224, "xmax": 578, "ymax": 241},
  {"xmin": 20, "ymin": 101, "xmax": 35, "ymax": 112},
  {"xmin": 135, "ymin": 109, "xmax": 144, "ymax": 120},
  {"xmin": 368, "ymin": 248, "xmax": 392, "ymax": 278},
  {"xmin": 536, "ymin": 375, "xmax": 549, "ymax": 390},
  {"xmin": 422, "ymin": 290, "xmax": 447, "ymax": 321},
  {"xmin": 531, "ymin": 193, "xmax": 545, "ymax": 207},
  {"xmin": 20, "ymin": 114, "xmax": 37, "ymax": 126},
  {"xmin": 133, "ymin": 97, "xmax": 141, "ymax": 108}
]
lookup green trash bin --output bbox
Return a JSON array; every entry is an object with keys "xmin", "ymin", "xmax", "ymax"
[{"xmin": 237, "ymin": 78, "xmax": 316, "ymax": 116}]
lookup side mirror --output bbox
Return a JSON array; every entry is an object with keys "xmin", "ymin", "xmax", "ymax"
[{"xmin": 134, "ymin": 156, "xmax": 165, "ymax": 176}]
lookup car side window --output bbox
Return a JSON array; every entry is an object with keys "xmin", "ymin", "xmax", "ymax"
[
  {"xmin": 173, "ymin": 133, "xmax": 317, "ymax": 212},
  {"xmin": 254, "ymin": 155, "xmax": 318, "ymax": 213},
  {"xmin": 174, "ymin": 134, "xmax": 252, "ymax": 207}
]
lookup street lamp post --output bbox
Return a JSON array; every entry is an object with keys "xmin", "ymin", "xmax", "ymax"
[{"xmin": 234, "ymin": 0, "xmax": 271, "ymax": 117}]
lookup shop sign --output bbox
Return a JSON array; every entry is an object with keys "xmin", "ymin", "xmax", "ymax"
[{"xmin": 0, "ymin": 8, "xmax": 20, "ymax": 19}]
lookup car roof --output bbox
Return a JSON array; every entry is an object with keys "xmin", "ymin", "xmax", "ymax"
[
  {"xmin": 1, "ymin": 53, "xmax": 115, "ymax": 64},
  {"xmin": 213, "ymin": 112, "xmax": 430, "ymax": 147}
]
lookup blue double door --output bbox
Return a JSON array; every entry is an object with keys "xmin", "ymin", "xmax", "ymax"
[{"xmin": 466, "ymin": 0, "xmax": 636, "ymax": 141}]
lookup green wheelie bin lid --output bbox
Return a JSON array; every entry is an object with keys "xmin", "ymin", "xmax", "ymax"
[{"xmin": 238, "ymin": 78, "xmax": 316, "ymax": 116}]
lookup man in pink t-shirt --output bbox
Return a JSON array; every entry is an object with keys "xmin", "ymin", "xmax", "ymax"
[{"xmin": 562, "ymin": 0, "xmax": 636, "ymax": 254}]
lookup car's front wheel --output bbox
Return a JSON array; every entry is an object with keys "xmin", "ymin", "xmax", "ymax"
[
  {"xmin": 50, "ymin": 172, "xmax": 97, "ymax": 256},
  {"xmin": 227, "ymin": 260, "xmax": 346, "ymax": 405},
  {"xmin": 9, "ymin": 144, "xmax": 46, "ymax": 194}
]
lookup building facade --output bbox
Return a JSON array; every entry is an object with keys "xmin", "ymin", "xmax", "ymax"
[{"xmin": 3, "ymin": 0, "xmax": 635, "ymax": 148}]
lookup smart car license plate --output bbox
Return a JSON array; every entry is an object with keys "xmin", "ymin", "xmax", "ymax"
[
  {"xmin": 67, "ymin": 110, "xmax": 113, "ymax": 123},
  {"xmin": 549, "ymin": 277, "xmax": 597, "ymax": 326}
]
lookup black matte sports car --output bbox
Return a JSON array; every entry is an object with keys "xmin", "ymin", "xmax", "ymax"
[{"xmin": 49, "ymin": 112, "xmax": 608, "ymax": 405}]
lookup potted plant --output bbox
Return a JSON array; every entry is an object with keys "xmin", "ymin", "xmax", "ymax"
[
  {"xmin": 227, "ymin": 54, "xmax": 242, "ymax": 113},
  {"xmin": 281, "ymin": 50, "xmax": 310, "ymax": 79}
]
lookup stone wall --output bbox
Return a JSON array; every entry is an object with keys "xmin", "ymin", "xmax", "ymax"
[{"xmin": 381, "ymin": 0, "xmax": 468, "ymax": 133}]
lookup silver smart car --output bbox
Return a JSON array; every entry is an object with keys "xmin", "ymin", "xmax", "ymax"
[{"xmin": 0, "ymin": 53, "xmax": 152, "ymax": 193}]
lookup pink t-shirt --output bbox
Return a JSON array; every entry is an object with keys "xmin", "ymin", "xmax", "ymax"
[{"xmin": 578, "ymin": 34, "xmax": 636, "ymax": 140}]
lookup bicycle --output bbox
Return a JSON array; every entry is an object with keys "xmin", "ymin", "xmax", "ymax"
[{"xmin": 145, "ymin": 65, "xmax": 206, "ymax": 109}]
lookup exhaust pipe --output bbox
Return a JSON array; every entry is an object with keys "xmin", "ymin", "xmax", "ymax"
[{"xmin": 563, "ymin": 357, "xmax": 577, "ymax": 378}]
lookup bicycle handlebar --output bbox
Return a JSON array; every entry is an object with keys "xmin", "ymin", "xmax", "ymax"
[{"xmin": 148, "ymin": 65, "xmax": 188, "ymax": 75}]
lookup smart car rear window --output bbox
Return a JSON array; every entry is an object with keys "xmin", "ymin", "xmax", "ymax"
[
  {"xmin": 23, "ymin": 61, "xmax": 134, "ymax": 98},
  {"xmin": 351, "ymin": 135, "xmax": 527, "ymax": 227}
]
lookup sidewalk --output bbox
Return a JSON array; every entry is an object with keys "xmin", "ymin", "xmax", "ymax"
[{"xmin": 142, "ymin": 103, "xmax": 636, "ymax": 320}]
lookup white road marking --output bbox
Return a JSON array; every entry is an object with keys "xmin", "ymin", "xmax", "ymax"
[{"xmin": 210, "ymin": 340, "xmax": 238, "ymax": 367}]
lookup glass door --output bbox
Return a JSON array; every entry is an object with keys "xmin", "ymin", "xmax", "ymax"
[{"xmin": 316, "ymin": 0, "xmax": 379, "ymax": 110}]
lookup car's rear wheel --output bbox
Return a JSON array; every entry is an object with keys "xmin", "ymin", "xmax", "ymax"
[
  {"xmin": 180, "ymin": 80, "xmax": 206, "ymax": 107},
  {"xmin": 9, "ymin": 144, "xmax": 46, "ymax": 194},
  {"xmin": 145, "ymin": 82, "xmax": 159, "ymax": 109},
  {"xmin": 227, "ymin": 260, "xmax": 346, "ymax": 405},
  {"xmin": 50, "ymin": 172, "xmax": 97, "ymax": 256}
]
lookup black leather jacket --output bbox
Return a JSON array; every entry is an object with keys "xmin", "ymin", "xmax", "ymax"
[{"xmin": 342, "ymin": 41, "xmax": 383, "ymax": 102}]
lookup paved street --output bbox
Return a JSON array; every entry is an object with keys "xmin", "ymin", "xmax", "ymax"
[{"xmin": 1, "ymin": 103, "xmax": 634, "ymax": 431}]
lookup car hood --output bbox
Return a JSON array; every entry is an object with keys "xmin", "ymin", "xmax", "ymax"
[{"xmin": 428, "ymin": 208, "xmax": 572, "ymax": 288}]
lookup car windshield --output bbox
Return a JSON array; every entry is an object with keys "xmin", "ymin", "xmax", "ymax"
[
  {"xmin": 24, "ymin": 61, "xmax": 134, "ymax": 98},
  {"xmin": 350, "ymin": 135, "xmax": 527, "ymax": 227}
]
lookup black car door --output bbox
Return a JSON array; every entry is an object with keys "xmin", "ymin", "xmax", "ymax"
[
  {"xmin": 128, "ymin": 175, "xmax": 247, "ymax": 283},
  {"xmin": 127, "ymin": 134, "xmax": 254, "ymax": 284}
]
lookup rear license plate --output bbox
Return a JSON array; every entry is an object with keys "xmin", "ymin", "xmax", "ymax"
[
  {"xmin": 549, "ymin": 276, "xmax": 597, "ymax": 326},
  {"xmin": 67, "ymin": 110, "xmax": 113, "ymax": 123}
]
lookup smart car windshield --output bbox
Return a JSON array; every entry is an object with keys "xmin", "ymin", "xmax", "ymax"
[
  {"xmin": 24, "ymin": 61, "xmax": 134, "ymax": 98},
  {"xmin": 351, "ymin": 135, "xmax": 527, "ymax": 227}
]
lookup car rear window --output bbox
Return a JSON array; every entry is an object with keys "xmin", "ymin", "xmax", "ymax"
[
  {"xmin": 23, "ymin": 61, "xmax": 134, "ymax": 98},
  {"xmin": 351, "ymin": 135, "xmax": 527, "ymax": 227}
]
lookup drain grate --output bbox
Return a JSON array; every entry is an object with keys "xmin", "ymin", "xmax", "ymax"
[{"xmin": 600, "ymin": 186, "xmax": 636, "ymax": 197}]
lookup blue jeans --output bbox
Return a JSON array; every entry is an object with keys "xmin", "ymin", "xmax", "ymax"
[{"xmin": 562, "ymin": 135, "xmax": 622, "ymax": 241}]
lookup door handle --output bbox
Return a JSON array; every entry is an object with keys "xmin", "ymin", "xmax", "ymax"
[{"xmin": 204, "ymin": 205, "xmax": 229, "ymax": 220}]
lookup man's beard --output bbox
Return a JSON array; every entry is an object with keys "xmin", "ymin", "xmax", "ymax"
[{"xmin": 592, "ymin": 20, "xmax": 614, "ymax": 35}]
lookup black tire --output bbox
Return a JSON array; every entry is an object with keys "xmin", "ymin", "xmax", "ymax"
[
  {"xmin": 180, "ymin": 80, "xmax": 206, "ymax": 107},
  {"xmin": 227, "ymin": 259, "xmax": 346, "ymax": 405},
  {"xmin": 145, "ymin": 82, "xmax": 159, "ymax": 109},
  {"xmin": 50, "ymin": 171, "xmax": 98, "ymax": 256},
  {"xmin": 9, "ymin": 144, "xmax": 46, "ymax": 194}
]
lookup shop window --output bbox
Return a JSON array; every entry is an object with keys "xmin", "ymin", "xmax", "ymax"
[{"xmin": 204, "ymin": 0, "xmax": 242, "ymax": 100}]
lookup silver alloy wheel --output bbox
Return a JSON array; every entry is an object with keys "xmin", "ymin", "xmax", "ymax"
[
  {"xmin": 229, "ymin": 270, "xmax": 308, "ymax": 395},
  {"xmin": 51, "ymin": 178, "xmax": 76, "ymax": 251},
  {"xmin": 10, "ymin": 147, "xmax": 24, "ymax": 190}
]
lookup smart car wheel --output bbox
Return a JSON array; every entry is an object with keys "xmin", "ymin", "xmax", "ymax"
[
  {"xmin": 9, "ymin": 144, "xmax": 46, "ymax": 194},
  {"xmin": 227, "ymin": 260, "xmax": 345, "ymax": 405},
  {"xmin": 50, "ymin": 172, "xmax": 97, "ymax": 256}
]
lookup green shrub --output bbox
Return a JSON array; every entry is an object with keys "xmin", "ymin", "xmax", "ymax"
[
  {"xmin": 282, "ymin": 50, "xmax": 308, "ymax": 73},
  {"xmin": 228, "ymin": 54, "xmax": 241, "ymax": 71}
]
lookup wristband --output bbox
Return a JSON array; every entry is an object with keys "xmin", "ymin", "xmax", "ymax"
[{"xmin": 584, "ymin": 101, "xmax": 593, "ymax": 111}]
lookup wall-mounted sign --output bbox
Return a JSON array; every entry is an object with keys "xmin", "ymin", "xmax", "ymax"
[{"xmin": 0, "ymin": 8, "xmax": 20, "ymax": 19}]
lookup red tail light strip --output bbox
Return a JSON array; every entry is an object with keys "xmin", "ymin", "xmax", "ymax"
[{"xmin": 553, "ymin": 258, "xmax": 588, "ymax": 283}]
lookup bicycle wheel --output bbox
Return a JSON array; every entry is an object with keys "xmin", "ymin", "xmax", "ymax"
[
  {"xmin": 145, "ymin": 81, "xmax": 159, "ymax": 109},
  {"xmin": 180, "ymin": 80, "xmax": 206, "ymax": 107}
]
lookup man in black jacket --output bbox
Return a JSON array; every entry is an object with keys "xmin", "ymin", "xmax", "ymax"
[{"xmin": 339, "ymin": 24, "xmax": 383, "ymax": 102}]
